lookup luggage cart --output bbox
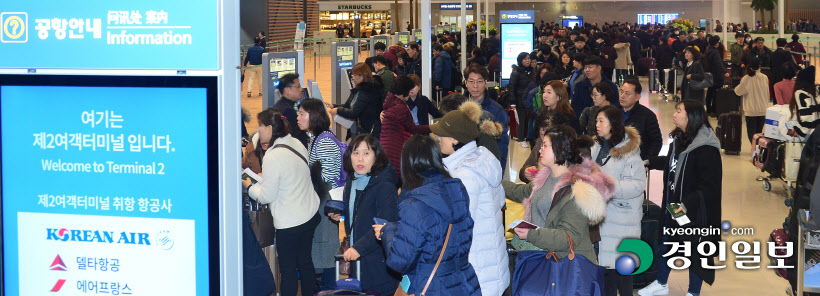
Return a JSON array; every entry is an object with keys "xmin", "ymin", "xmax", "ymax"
[{"xmin": 792, "ymin": 210, "xmax": 820, "ymax": 296}]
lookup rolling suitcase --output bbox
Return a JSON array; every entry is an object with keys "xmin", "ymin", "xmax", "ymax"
[
  {"xmin": 508, "ymin": 106, "xmax": 518, "ymax": 140},
  {"xmin": 715, "ymin": 86, "xmax": 741, "ymax": 117},
  {"xmin": 633, "ymin": 171, "xmax": 663, "ymax": 289},
  {"xmin": 717, "ymin": 112, "xmax": 742, "ymax": 155},
  {"xmin": 751, "ymin": 134, "xmax": 784, "ymax": 178}
]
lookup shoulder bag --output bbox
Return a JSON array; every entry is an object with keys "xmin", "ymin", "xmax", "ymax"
[
  {"xmin": 394, "ymin": 224, "xmax": 453, "ymax": 296},
  {"xmin": 248, "ymin": 144, "xmax": 309, "ymax": 248}
]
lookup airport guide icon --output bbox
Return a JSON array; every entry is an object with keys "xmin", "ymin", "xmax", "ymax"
[{"xmin": 1, "ymin": 12, "xmax": 28, "ymax": 43}]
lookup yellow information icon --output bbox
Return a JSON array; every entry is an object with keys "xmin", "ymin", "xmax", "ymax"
[{"xmin": 1, "ymin": 12, "xmax": 28, "ymax": 43}]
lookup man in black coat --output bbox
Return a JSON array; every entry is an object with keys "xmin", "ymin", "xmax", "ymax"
[
  {"xmin": 620, "ymin": 78, "xmax": 663, "ymax": 160},
  {"xmin": 770, "ymin": 38, "xmax": 799, "ymax": 85},
  {"xmin": 273, "ymin": 73, "xmax": 309, "ymax": 147}
]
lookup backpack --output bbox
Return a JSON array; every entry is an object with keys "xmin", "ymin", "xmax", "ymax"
[
  {"xmin": 533, "ymin": 87, "xmax": 543, "ymax": 111},
  {"xmin": 312, "ymin": 132, "xmax": 348, "ymax": 188},
  {"xmin": 451, "ymin": 63, "xmax": 463, "ymax": 88}
]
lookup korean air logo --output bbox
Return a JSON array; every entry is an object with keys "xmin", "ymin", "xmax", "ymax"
[
  {"xmin": 1, "ymin": 12, "xmax": 28, "ymax": 43},
  {"xmin": 50, "ymin": 228, "xmax": 70, "ymax": 241},
  {"xmin": 501, "ymin": 14, "xmax": 507, "ymax": 19},
  {"xmin": 615, "ymin": 239, "xmax": 654, "ymax": 275}
]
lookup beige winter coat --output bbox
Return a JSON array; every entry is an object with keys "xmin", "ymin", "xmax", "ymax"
[
  {"xmin": 614, "ymin": 42, "xmax": 632, "ymax": 70},
  {"xmin": 734, "ymin": 70, "xmax": 771, "ymax": 117}
]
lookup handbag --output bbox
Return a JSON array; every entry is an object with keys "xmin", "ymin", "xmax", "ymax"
[
  {"xmin": 395, "ymin": 224, "xmax": 453, "ymax": 296},
  {"xmin": 338, "ymin": 219, "xmax": 352, "ymax": 276},
  {"xmin": 689, "ymin": 72, "xmax": 714, "ymax": 90},
  {"xmin": 248, "ymin": 205, "xmax": 275, "ymax": 248},
  {"xmin": 511, "ymin": 232, "xmax": 605, "ymax": 296},
  {"xmin": 246, "ymin": 153, "xmax": 275, "ymax": 247},
  {"xmin": 247, "ymin": 144, "xmax": 309, "ymax": 248}
]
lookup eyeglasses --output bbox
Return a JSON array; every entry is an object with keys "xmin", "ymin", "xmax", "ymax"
[
  {"xmin": 466, "ymin": 79, "xmax": 486, "ymax": 85},
  {"xmin": 591, "ymin": 92, "xmax": 603, "ymax": 97}
]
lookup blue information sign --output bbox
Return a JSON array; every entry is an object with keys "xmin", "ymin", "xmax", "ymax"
[
  {"xmin": 499, "ymin": 10, "xmax": 535, "ymax": 24},
  {"xmin": 1, "ymin": 75, "xmax": 219, "ymax": 295},
  {"xmin": 0, "ymin": 0, "xmax": 217, "ymax": 70},
  {"xmin": 439, "ymin": 3, "xmax": 474, "ymax": 10}
]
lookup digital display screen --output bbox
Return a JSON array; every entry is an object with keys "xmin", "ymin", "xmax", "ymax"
[
  {"xmin": 637, "ymin": 13, "xmax": 679, "ymax": 25},
  {"xmin": 1, "ymin": 75, "xmax": 219, "ymax": 296},
  {"xmin": 563, "ymin": 20, "xmax": 582, "ymax": 28},
  {"xmin": 270, "ymin": 57, "xmax": 297, "ymax": 88},
  {"xmin": 501, "ymin": 23, "xmax": 533, "ymax": 81},
  {"xmin": 336, "ymin": 45, "xmax": 354, "ymax": 68},
  {"xmin": 398, "ymin": 34, "xmax": 409, "ymax": 45},
  {"xmin": 414, "ymin": 30, "xmax": 422, "ymax": 41}
]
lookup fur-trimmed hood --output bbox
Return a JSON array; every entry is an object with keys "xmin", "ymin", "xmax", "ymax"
[
  {"xmin": 459, "ymin": 101, "xmax": 504, "ymax": 137},
  {"xmin": 355, "ymin": 79, "xmax": 383, "ymax": 93},
  {"xmin": 594, "ymin": 126, "xmax": 641, "ymax": 159},
  {"xmin": 524, "ymin": 159, "xmax": 616, "ymax": 224}
]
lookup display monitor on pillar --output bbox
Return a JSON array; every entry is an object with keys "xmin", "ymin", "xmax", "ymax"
[
  {"xmin": 395, "ymin": 32, "xmax": 411, "ymax": 47},
  {"xmin": 262, "ymin": 50, "xmax": 304, "ymax": 109},
  {"xmin": 331, "ymin": 41, "xmax": 358, "ymax": 135},
  {"xmin": 412, "ymin": 29, "xmax": 422, "ymax": 43},
  {"xmin": 370, "ymin": 35, "xmax": 391, "ymax": 57},
  {"xmin": 499, "ymin": 10, "xmax": 534, "ymax": 86}
]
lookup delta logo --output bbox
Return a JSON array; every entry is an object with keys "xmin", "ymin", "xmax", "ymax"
[
  {"xmin": 47, "ymin": 228, "xmax": 151, "ymax": 245},
  {"xmin": 50, "ymin": 254, "xmax": 67, "ymax": 271}
]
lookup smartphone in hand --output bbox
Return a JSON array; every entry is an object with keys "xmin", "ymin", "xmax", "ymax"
[{"xmin": 373, "ymin": 217, "xmax": 388, "ymax": 225}]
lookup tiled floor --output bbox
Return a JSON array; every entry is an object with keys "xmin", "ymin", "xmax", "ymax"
[
  {"xmin": 242, "ymin": 54, "xmax": 804, "ymax": 295},
  {"xmin": 505, "ymin": 79, "xmax": 794, "ymax": 296}
]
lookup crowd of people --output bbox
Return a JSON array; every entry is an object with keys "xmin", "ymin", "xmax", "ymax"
[{"xmin": 238, "ymin": 19, "xmax": 819, "ymax": 296}]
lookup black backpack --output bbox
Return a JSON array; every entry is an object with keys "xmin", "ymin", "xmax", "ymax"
[{"xmin": 451, "ymin": 63, "xmax": 463, "ymax": 87}]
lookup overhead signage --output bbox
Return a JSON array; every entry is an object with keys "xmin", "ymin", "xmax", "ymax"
[
  {"xmin": 562, "ymin": 15, "xmax": 581, "ymax": 20},
  {"xmin": 499, "ymin": 10, "xmax": 534, "ymax": 24},
  {"xmin": 319, "ymin": 3, "xmax": 392, "ymax": 11},
  {"xmin": 1, "ymin": 75, "xmax": 219, "ymax": 296},
  {"xmin": 440, "ymin": 3, "xmax": 474, "ymax": 10},
  {"xmin": 0, "ymin": 0, "xmax": 218, "ymax": 70},
  {"xmin": 638, "ymin": 13, "xmax": 679, "ymax": 25}
]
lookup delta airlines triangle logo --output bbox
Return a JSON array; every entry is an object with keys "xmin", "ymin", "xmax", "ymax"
[{"xmin": 50, "ymin": 254, "xmax": 67, "ymax": 271}]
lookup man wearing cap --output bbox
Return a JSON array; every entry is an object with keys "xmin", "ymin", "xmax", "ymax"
[
  {"xmin": 570, "ymin": 56, "xmax": 621, "ymax": 118},
  {"xmin": 430, "ymin": 108, "xmax": 509, "ymax": 296}
]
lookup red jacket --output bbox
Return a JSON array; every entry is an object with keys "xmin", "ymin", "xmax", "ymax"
[
  {"xmin": 380, "ymin": 93, "xmax": 431, "ymax": 177},
  {"xmin": 384, "ymin": 45, "xmax": 405, "ymax": 70}
]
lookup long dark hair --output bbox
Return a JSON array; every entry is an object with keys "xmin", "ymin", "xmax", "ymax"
[
  {"xmin": 746, "ymin": 58, "xmax": 760, "ymax": 77},
  {"xmin": 791, "ymin": 66, "xmax": 817, "ymax": 118},
  {"xmin": 595, "ymin": 105, "xmax": 626, "ymax": 146},
  {"xmin": 671, "ymin": 100, "xmax": 712, "ymax": 148},
  {"xmin": 544, "ymin": 80, "xmax": 574, "ymax": 116},
  {"xmin": 256, "ymin": 108, "xmax": 291, "ymax": 158},
  {"xmin": 342, "ymin": 134, "xmax": 390, "ymax": 177},
  {"xmin": 299, "ymin": 98, "xmax": 331, "ymax": 136},
  {"xmin": 400, "ymin": 135, "xmax": 452, "ymax": 191}
]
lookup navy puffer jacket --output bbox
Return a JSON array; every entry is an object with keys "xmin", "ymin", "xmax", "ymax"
[{"xmin": 381, "ymin": 170, "xmax": 481, "ymax": 296}]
